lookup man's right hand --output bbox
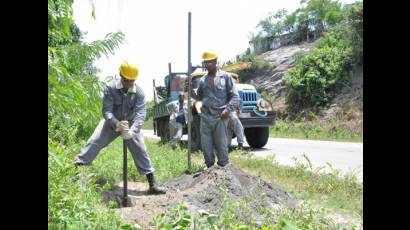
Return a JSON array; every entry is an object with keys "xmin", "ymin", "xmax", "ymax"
[{"xmin": 115, "ymin": 120, "xmax": 129, "ymax": 132}]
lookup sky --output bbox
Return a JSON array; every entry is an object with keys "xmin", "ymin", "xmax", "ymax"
[{"xmin": 72, "ymin": 0, "xmax": 357, "ymax": 100}]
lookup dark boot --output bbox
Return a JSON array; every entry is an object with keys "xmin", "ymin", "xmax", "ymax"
[
  {"xmin": 74, "ymin": 162, "xmax": 87, "ymax": 167},
  {"xmin": 238, "ymin": 143, "xmax": 243, "ymax": 150},
  {"xmin": 146, "ymin": 173, "xmax": 166, "ymax": 194}
]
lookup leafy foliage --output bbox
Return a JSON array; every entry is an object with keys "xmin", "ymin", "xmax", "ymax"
[
  {"xmin": 48, "ymin": 0, "xmax": 125, "ymax": 143},
  {"xmin": 48, "ymin": 0, "xmax": 127, "ymax": 228},
  {"xmin": 284, "ymin": 1, "xmax": 362, "ymax": 110}
]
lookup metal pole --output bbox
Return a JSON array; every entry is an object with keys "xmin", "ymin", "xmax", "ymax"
[
  {"xmin": 122, "ymin": 111, "xmax": 128, "ymax": 206},
  {"xmin": 168, "ymin": 63, "xmax": 172, "ymax": 100},
  {"xmin": 123, "ymin": 139, "xmax": 128, "ymax": 206},
  {"xmin": 153, "ymin": 79, "xmax": 157, "ymax": 135},
  {"xmin": 187, "ymin": 12, "xmax": 192, "ymax": 172}
]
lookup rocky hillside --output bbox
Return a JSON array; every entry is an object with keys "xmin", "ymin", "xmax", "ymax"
[
  {"xmin": 247, "ymin": 42, "xmax": 316, "ymax": 115},
  {"xmin": 244, "ymin": 42, "xmax": 363, "ymax": 121}
]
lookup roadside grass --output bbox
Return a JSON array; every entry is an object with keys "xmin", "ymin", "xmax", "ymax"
[
  {"xmin": 156, "ymin": 149, "xmax": 362, "ymax": 229},
  {"xmin": 48, "ymin": 137, "xmax": 202, "ymax": 229},
  {"xmin": 230, "ymin": 151, "xmax": 363, "ymax": 219},
  {"xmin": 49, "ymin": 136, "xmax": 362, "ymax": 229},
  {"xmin": 269, "ymin": 119, "xmax": 362, "ymax": 142},
  {"xmin": 48, "ymin": 139, "xmax": 124, "ymax": 229}
]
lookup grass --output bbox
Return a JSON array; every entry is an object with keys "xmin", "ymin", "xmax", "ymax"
[
  {"xmin": 48, "ymin": 136, "xmax": 203, "ymax": 229},
  {"xmin": 157, "ymin": 199, "xmax": 345, "ymax": 229},
  {"xmin": 142, "ymin": 116, "xmax": 154, "ymax": 130},
  {"xmin": 157, "ymin": 150, "xmax": 363, "ymax": 229},
  {"xmin": 48, "ymin": 139, "xmax": 124, "ymax": 229},
  {"xmin": 269, "ymin": 119, "xmax": 362, "ymax": 142},
  {"xmin": 230, "ymin": 152, "xmax": 363, "ymax": 218},
  {"xmin": 49, "ymin": 135, "xmax": 362, "ymax": 229}
]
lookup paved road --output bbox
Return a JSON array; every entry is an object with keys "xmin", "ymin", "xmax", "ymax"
[{"xmin": 141, "ymin": 129, "xmax": 363, "ymax": 182}]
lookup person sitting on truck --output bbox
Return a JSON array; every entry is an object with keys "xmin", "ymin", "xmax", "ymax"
[
  {"xmin": 193, "ymin": 51, "xmax": 239, "ymax": 168},
  {"xmin": 74, "ymin": 61, "xmax": 166, "ymax": 195},
  {"xmin": 167, "ymin": 92, "xmax": 188, "ymax": 149}
]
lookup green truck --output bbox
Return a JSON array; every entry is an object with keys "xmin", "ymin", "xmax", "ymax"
[{"xmin": 152, "ymin": 65, "xmax": 276, "ymax": 148}]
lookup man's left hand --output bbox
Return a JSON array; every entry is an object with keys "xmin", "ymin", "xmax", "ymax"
[{"xmin": 220, "ymin": 110, "xmax": 229, "ymax": 119}]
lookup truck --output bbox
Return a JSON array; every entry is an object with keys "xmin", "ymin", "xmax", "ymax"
[{"xmin": 152, "ymin": 63, "xmax": 276, "ymax": 148}]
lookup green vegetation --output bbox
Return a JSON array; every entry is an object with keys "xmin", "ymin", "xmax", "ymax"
[
  {"xmin": 49, "ymin": 131, "xmax": 362, "ymax": 229},
  {"xmin": 48, "ymin": 139, "xmax": 124, "ymax": 229},
  {"xmin": 156, "ymin": 150, "xmax": 362, "ymax": 229},
  {"xmin": 48, "ymin": 137, "xmax": 203, "ymax": 229},
  {"xmin": 48, "ymin": 0, "xmax": 362, "ymax": 228},
  {"xmin": 48, "ymin": 0, "xmax": 127, "ymax": 228},
  {"xmin": 284, "ymin": 1, "xmax": 362, "ymax": 111},
  {"xmin": 285, "ymin": 1, "xmax": 362, "ymax": 110},
  {"xmin": 48, "ymin": 0, "xmax": 125, "ymax": 144},
  {"xmin": 231, "ymin": 153, "xmax": 362, "ymax": 216},
  {"xmin": 235, "ymin": 48, "xmax": 275, "ymax": 83},
  {"xmin": 237, "ymin": 0, "xmax": 363, "ymax": 114},
  {"xmin": 249, "ymin": 0, "xmax": 346, "ymax": 53},
  {"xmin": 270, "ymin": 119, "xmax": 362, "ymax": 142}
]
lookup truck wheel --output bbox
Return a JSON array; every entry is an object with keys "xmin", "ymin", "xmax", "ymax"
[{"xmin": 244, "ymin": 127, "xmax": 269, "ymax": 148}]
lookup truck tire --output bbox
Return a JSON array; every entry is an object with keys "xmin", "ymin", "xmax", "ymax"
[
  {"xmin": 244, "ymin": 127, "xmax": 269, "ymax": 148},
  {"xmin": 159, "ymin": 119, "xmax": 170, "ymax": 143}
]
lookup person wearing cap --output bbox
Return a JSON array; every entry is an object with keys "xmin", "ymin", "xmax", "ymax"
[
  {"xmin": 192, "ymin": 52, "xmax": 239, "ymax": 168},
  {"xmin": 227, "ymin": 73, "xmax": 245, "ymax": 150},
  {"xmin": 74, "ymin": 61, "xmax": 166, "ymax": 194}
]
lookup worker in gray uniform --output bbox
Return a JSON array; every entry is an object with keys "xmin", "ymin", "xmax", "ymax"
[
  {"xmin": 193, "ymin": 51, "xmax": 239, "ymax": 168},
  {"xmin": 227, "ymin": 73, "xmax": 245, "ymax": 149},
  {"xmin": 74, "ymin": 61, "xmax": 166, "ymax": 194}
]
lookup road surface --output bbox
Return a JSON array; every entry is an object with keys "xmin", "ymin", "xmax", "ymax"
[{"xmin": 141, "ymin": 129, "xmax": 363, "ymax": 182}]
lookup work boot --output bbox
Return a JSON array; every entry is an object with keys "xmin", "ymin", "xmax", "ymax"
[
  {"xmin": 74, "ymin": 162, "xmax": 87, "ymax": 167},
  {"xmin": 146, "ymin": 173, "xmax": 167, "ymax": 194}
]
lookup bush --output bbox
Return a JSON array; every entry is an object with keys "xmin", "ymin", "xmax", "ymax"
[
  {"xmin": 284, "ymin": 30, "xmax": 353, "ymax": 109},
  {"xmin": 236, "ymin": 52, "xmax": 273, "ymax": 83}
]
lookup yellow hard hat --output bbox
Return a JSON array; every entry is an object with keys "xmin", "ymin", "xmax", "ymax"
[
  {"xmin": 202, "ymin": 51, "xmax": 218, "ymax": 61},
  {"xmin": 229, "ymin": 72, "xmax": 239, "ymax": 80},
  {"xmin": 119, "ymin": 61, "xmax": 139, "ymax": 80}
]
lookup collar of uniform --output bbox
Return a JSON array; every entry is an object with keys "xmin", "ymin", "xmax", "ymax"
[
  {"xmin": 115, "ymin": 78, "xmax": 136, "ymax": 93},
  {"xmin": 206, "ymin": 71, "xmax": 227, "ymax": 78}
]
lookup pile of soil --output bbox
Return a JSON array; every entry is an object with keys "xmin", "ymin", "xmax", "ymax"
[{"xmin": 102, "ymin": 164, "xmax": 297, "ymax": 229}]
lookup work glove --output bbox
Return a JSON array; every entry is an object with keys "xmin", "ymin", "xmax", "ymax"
[
  {"xmin": 115, "ymin": 120, "xmax": 129, "ymax": 132},
  {"xmin": 122, "ymin": 125, "xmax": 141, "ymax": 140},
  {"xmin": 122, "ymin": 129, "xmax": 133, "ymax": 140}
]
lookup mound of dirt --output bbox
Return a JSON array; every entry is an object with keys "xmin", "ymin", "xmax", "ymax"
[{"xmin": 103, "ymin": 164, "xmax": 297, "ymax": 229}]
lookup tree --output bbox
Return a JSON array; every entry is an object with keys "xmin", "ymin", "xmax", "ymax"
[
  {"xmin": 256, "ymin": 9, "xmax": 288, "ymax": 38},
  {"xmin": 48, "ymin": 0, "xmax": 125, "ymax": 142},
  {"xmin": 304, "ymin": 0, "xmax": 342, "ymax": 35}
]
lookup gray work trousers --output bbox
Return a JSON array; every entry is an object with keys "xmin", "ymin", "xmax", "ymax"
[
  {"xmin": 200, "ymin": 113, "xmax": 229, "ymax": 168},
  {"xmin": 75, "ymin": 119, "xmax": 154, "ymax": 174},
  {"xmin": 227, "ymin": 112, "xmax": 245, "ymax": 146}
]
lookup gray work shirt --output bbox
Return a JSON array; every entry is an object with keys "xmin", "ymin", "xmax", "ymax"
[
  {"xmin": 102, "ymin": 78, "xmax": 146, "ymax": 130},
  {"xmin": 194, "ymin": 71, "xmax": 239, "ymax": 115}
]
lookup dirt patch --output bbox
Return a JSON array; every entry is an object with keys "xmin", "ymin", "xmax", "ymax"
[{"xmin": 103, "ymin": 164, "xmax": 297, "ymax": 229}]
